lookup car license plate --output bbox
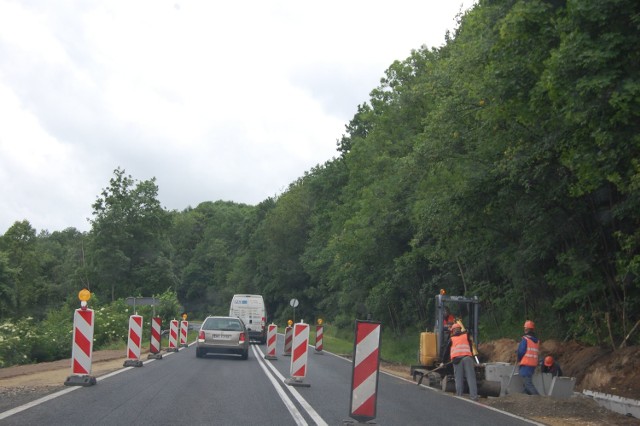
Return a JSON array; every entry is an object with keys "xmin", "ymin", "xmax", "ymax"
[{"xmin": 212, "ymin": 333, "xmax": 232, "ymax": 340}]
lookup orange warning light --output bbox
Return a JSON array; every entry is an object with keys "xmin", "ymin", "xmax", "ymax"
[{"xmin": 78, "ymin": 288, "xmax": 91, "ymax": 302}]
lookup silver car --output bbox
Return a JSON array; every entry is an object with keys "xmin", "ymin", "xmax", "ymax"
[{"xmin": 196, "ymin": 316, "xmax": 249, "ymax": 360}]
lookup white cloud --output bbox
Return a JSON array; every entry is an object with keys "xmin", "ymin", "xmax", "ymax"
[{"xmin": 0, "ymin": 0, "xmax": 476, "ymax": 233}]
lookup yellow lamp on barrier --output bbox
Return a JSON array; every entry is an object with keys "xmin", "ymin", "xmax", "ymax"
[
  {"xmin": 78, "ymin": 288, "xmax": 91, "ymax": 310},
  {"xmin": 287, "ymin": 319, "xmax": 293, "ymax": 327},
  {"xmin": 317, "ymin": 318, "xmax": 323, "ymax": 325}
]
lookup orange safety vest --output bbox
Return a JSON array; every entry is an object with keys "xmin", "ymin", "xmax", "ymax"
[
  {"xmin": 450, "ymin": 333, "xmax": 473, "ymax": 359},
  {"xmin": 520, "ymin": 335, "xmax": 539, "ymax": 367}
]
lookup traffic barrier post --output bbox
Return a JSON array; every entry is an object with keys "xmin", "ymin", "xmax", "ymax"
[
  {"xmin": 167, "ymin": 319, "xmax": 179, "ymax": 352},
  {"xmin": 264, "ymin": 324, "xmax": 278, "ymax": 360},
  {"xmin": 124, "ymin": 314, "xmax": 144, "ymax": 367},
  {"xmin": 344, "ymin": 320, "xmax": 381, "ymax": 425},
  {"xmin": 283, "ymin": 326, "xmax": 293, "ymax": 356},
  {"xmin": 64, "ymin": 308, "xmax": 97, "ymax": 386},
  {"xmin": 285, "ymin": 321, "xmax": 310, "ymax": 387},
  {"xmin": 148, "ymin": 317, "xmax": 163, "ymax": 360},
  {"xmin": 179, "ymin": 320, "xmax": 189, "ymax": 347},
  {"xmin": 315, "ymin": 324, "xmax": 324, "ymax": 353}
]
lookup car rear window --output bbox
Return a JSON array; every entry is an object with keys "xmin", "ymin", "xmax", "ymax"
[{"xmin": 203, "ymin": 318, "xmax": 243, "ymax": 331}]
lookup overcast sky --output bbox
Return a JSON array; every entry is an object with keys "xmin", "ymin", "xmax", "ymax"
[{"xmin": 0, "ymin": 0, "xmax": 476, "ymax": 234}]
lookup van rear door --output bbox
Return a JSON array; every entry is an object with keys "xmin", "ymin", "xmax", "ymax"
[{"xmin": 230, "ymin": 294, "xmax": 266, "ymax": 343}]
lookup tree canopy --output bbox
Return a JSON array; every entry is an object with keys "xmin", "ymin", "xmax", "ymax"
[{"xmin": 1, "ymin": 0, "xmax": 638, "ymax": 347}]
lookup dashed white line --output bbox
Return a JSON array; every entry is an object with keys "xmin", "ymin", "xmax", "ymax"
[
  {"xmin": 252, "ymin": 344, "xmax": 328, "ymax": 426},
  {"xmin": 251, "ymin": 345, "xmax": 309, "ymax": 425}
]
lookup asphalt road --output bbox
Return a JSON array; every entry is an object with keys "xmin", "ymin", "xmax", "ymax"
[{"xmin": 0, "ymin": 336, "xmax": 538, "ymax": 425}]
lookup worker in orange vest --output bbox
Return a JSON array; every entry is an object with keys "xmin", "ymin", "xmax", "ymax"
[
  {"xmin": 444, "ymin": 323, "xmax": 478, "ymax": 401},
  {"xmin": 517, "ymin": 320, "xmax": 540, "ymax": 395}
]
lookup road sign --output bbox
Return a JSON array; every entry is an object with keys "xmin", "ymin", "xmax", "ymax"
[
  {"xmin": 125, "ymin": 297, "xmax": 159, "ymax": 306},
  {"xmin": 290, "ymin": 298, "xmax": 299, "ymax": 308}
]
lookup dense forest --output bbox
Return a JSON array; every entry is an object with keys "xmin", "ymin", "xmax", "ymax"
[{"xmin": 1, "ymin": 0, "xmax": 639, "ymax": 350}]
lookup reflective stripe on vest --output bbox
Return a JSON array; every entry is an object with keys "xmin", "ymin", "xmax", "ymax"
[
  {"xmin": 450, "ymin": 334, "xmax": 473, "ymax": 359},
  {"xmin": 520, "ymin": 335, "xmax": 539, "ymax": 367}
]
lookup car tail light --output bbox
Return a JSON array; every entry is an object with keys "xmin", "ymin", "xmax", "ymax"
[
  {"xmin": 239, "ymin": 332, "xmax": 246, "ymax": 344},
  {"xmin": 198, "ymin": 330, "xmax": 205, "ymax": 342},
  {"xmin": 261, "ymin": 317, "xmax": 266, "ymax": 328}
]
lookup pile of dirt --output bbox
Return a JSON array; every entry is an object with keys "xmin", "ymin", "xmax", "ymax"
[{"xmin": 478, "ymin": 339, "xmax": 640, "ymax": 400}]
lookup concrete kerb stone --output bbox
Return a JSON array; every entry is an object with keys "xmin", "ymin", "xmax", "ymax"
[{"xmin": 583, "ymin": 390, "xmax": 640, "ymax": 419}]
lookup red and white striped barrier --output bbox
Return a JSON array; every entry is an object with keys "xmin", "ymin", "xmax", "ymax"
[
  {"xmin": 148, "ymin": 317, "xmax": 163, "ymax": 359},
  {"xmin": 167, "ymin": 319, "xmax": 179, "ymax": 352},
  {"xmin": 315, "ymin": 324, "xmax": 324, "ymax": 353},
  {"xmin": 180, "ymin": 320, "xmax": 189, "ymax": 347},
  {"xmin": 285, "ymin": 322, "xmax": 310, "ymax": 387},
  {"xmin": 283, "ymin": 326, "xmax": 292, "ymax": 356},
  {"xmin": 264, "ymin": 324, "xmax": 278, "ymax": 360},
  {"xmin": 124, "ymin": 314, "xmax": 144, "ymax": 367},
  {"xmin": 64, "ymin": 308, "xmax": 97, "ymax": 386},
  {"xmin": 348, "ymin": 320, "xmax": 381, "ymax": 423}
]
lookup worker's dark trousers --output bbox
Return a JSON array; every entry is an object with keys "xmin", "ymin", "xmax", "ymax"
[
  {"xmin": 453, "ymin": 356, "xmax": 478, "ymax": 400},
  {"xmin": 521, "ymin": 374, "xmax": 539, "ymax": 395}
]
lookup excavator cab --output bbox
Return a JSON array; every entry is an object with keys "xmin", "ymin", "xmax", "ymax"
[
  {"xmin": 433, "ymin": 293, "xmax": 480, "ymax": 363},
  {"xmin": 412, "ymin": 291, "xmax": 505, "ymax": 397},
  {"xmin": 413, "ymin": 292, "xmax": 481, "ymax": 385}
]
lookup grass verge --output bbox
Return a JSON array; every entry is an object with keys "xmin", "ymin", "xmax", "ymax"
[{"xmin": 306, "ymin": 324, "xmax": 417, "ymax": 365}]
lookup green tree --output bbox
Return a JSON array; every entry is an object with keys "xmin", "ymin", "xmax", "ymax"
[
  {"xmin": 251, "ymin": 181, "xmax": 314, "ymax": 320},
  {"xmin": 36, "ymin": 228, "xmax": 90, "ymax": 311},
  {"xmin": 0, "ymin": 251, "xmax": 17, "ymax": 318},
  {"xmin": 536, "ymin": 0, "xmax": 640, "ymax": 342},
  {"xmin": 88, "ymin": 168, "xmax": 174, "ymax": 301},
  {"xmin": 171, "ymin": 201, "xmax": 255, "ymax": 316},
  {"xmin": 0, "ymin": 220, "xmax": 44, "ymax": 318}
]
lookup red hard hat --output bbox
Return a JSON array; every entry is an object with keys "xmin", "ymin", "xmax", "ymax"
[
  {"xmin": 544, "ymin": 356, "xmax": 554, "ymax": 367},
  {"xmin": 524, "ymin": 320, "xmax": 535, "ymax": 330}
]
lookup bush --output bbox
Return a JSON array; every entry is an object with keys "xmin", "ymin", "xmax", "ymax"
[
  {"xmin": 0, "ymin": 291, "xmax": 185, "ymax": 367},
  {"xmin": 0, "ymin": 318, "xmax": 38, "ymax": 367},
  {"xmin": 32, "ymin": 305, "xmax": 74, "ymax": 362},
  {"xmin": 93, "ymin": 299, "xmax": 130, "ymax": 349}
]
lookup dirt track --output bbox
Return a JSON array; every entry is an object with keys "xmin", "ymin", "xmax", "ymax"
[
  {"xmin": 0, "ymin": 349, "xmax": 125, "ymax": 384},
  {"xmin": 0, "ymin": 349, "xmax": 127, "ymax": 413}
]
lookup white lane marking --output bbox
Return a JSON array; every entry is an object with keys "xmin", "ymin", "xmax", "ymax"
[
  {"xmin": 0, "ymin": 386, "xmax": 78, "ymax": 420},
  {"xmin": 0, "ymin": 346, "xmax": 188, "ymax": 420},
  {"xmin": 320, "ymin": 350, "xmax": 541, "ymax": 425},
  {"xmin": 251, "ymin": 345, "xmax": 308, "ymax": 426},
  {"xmin": 0, "ymin": 339, "xmax": 538, "ymax": 426},
  {"xmin": 253, "ymin": 345, "xmax": 328, "ymax": 426}
]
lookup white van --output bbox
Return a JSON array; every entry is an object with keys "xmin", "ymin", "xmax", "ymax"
[{"xmin": 229, "ymin": 294, "xmax": 267, "ymax": 344}]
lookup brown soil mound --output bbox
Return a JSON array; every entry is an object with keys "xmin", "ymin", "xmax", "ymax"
[{"xmin": 478, "ymin": 338, "xmax": 518, "ymax": 363}]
